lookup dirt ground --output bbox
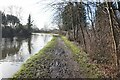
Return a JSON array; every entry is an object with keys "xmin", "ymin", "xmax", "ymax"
[{"xmin": 45, "ymin": 37, "xmax": 83, "ymax": 78}]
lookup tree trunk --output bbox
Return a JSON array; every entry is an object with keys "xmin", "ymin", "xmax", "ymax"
[{"xmin": 106, "ymin": 1, "xmax": 118, "ymax": 75}]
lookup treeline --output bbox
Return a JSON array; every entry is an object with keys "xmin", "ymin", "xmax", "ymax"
[
  {"xmin": 2, "ymin": 12, "xmax": 38, "ymax": 38},
  {"xmin": 52, "ymin": 1, "xmax": 120, "ymax": 78}
]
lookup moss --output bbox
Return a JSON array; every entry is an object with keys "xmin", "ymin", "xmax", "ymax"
[
  {"xmin": 61, "ymin": 36, "xmax": 103, "ymax": 78},
  {"xmin": 11, "ymin": 36, "xmax": 57, "ymax": 79}
]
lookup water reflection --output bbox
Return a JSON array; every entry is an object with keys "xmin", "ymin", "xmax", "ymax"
[
  {"xmin": 0, "ymin": 33, "xmax": 52, "ymax": 79},
  {"xmin": 28, "ymin": 36, "xmax": 32, "ymax": 54},
  {"xmin": 43, "ymin": 34, "xmax": 49, "ymax": 44},
  {"xmin": 1, "ymin": 37, "xmax": 23, "ymax": 62}
]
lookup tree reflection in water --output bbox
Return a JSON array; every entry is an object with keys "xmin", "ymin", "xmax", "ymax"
[
  {"xmin": 28, "ymin": 36, "xmax": 32, "ymax": 54},
  {"xmin": 1, "ymin": 37, "xmax": 24, "ymax": 62},
  {"xmin": 1, "ymin": 34, "xmax": 52, "ymax": 62}
]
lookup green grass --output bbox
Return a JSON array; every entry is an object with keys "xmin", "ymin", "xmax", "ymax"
[
  {"xmin": 61, "ymin": 36, "xmax": 103, "ymax": 78},
  {"xmin": 11, "ymin": 36, "xmax": 57, "ymax": 79}
]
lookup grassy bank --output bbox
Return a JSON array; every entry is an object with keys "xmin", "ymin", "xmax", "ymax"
[
  {"xmin": 11, "ymin": 35, "xmax": 103, "ymax": 79},
  {"xmin": 12, "ymin": 36, "xmax": 57, "ymax": 79},
  {"xmin": 61, "ymin": 36, "xmax": 103, "ymax": 78}
]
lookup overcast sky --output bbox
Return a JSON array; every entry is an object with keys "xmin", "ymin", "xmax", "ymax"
[
  {"xmin": 0, "ymin": 0, "xmax": 114, "ymax": 29},
  {"xmin": 0, "ymin": 0, "xmax": 56, "ymax": 29}
]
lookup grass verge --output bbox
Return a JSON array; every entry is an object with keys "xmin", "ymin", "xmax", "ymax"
[
  {"xmin": 11, "ymin": 36, "xmax": 57, "ymax": 79},
  {"xmin": 61, "ymin": 36, "xmax": 103, "ymax": 78}
]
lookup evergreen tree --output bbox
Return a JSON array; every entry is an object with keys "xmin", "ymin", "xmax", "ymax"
[{"xmin": 27, "ymin": 14, "xmax": 32, "ymax": 34}]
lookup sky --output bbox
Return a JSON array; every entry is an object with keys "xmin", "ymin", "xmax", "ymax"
[{"xmin": 0, "ymin": 0, "xmax": 56, "ymax": 29}]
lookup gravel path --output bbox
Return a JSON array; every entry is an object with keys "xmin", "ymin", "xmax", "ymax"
[{"xmin": 47, "ymin": 37, "xmax": 82, "ymax": 78}]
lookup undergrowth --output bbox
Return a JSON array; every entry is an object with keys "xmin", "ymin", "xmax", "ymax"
[{"xmin": 61, "ymin": 36, "xmax": 103, "ymax": 78}]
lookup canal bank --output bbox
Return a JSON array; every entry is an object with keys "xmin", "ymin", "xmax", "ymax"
[
  {"xmin": 0, "ymin": 33, "xmax": 52, "ymax": 79},
  {"xmin": 12, "ymin": 36, "xmax": 57, "ymax": 78},
  {"xmin": 12, "ymin": 35, "xmax": 103, "ymax": 79}
]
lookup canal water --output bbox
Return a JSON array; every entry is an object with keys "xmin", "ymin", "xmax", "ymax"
[{"xmin": 0, "ymin": 33, "xmax": 52, "ymax": 79}]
